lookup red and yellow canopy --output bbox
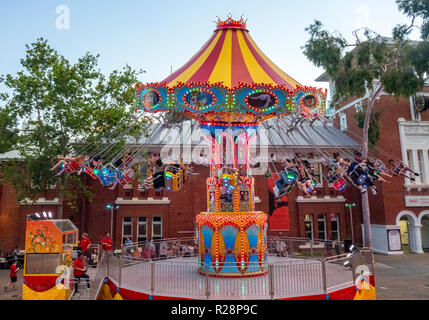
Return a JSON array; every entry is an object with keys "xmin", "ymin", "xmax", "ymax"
[{"xmin": 162, "ymin": 17, "xmax": 301, "ymax": 90}]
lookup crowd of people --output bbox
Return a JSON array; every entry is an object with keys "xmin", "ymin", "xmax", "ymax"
[{"xmin": 49, "ymin": 151, "xmax": 201, "ymax": 192}]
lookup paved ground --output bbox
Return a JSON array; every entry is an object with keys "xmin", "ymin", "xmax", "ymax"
[
  {"xmin": 0, "ymin": 271, "xmax": 22, "ymax": 300},
  {"xmin": 374, "ymin": 253, "xmax": 429, "ymax": 300},
  {"xmin": 1, "ymin": 253, "xmax": 428, "ymax": 300}
]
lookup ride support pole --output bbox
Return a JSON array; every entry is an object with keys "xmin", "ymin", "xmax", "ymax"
[
  {"xmin": 151, "ymin": 261, "xmax": 155, "ymax": 295},
  {"xmin": 321, "ymin": 260, "xmax": 327, "ymax": 295},
  {"xmin": 269, "ymin": 264, "xmax": 274, "ymax": 300}
]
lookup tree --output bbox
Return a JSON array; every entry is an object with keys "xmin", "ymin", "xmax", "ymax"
[
  {"xmin": 0, "ymin": 38, "xmax": 147, "ymax": 218},
  {"xmin": 303, "ymin": 0, "xmax": 429, "ymax": 248}
]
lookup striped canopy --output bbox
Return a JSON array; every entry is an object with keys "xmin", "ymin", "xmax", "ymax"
[{"xmin": 162, "ymin": 17, "xmax": 301, "ymax": 90}]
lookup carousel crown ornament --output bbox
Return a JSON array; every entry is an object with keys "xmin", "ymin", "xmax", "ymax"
[{"xmin": 135, "ymin": 16, "xmax": 327, "ymax": 277}]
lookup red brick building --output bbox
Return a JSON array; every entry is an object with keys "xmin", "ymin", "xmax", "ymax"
[
  {"xmin": 0, "ymin": 121, "xmax": 364, "ymax": 253},
  {"xmin": 316, "ymin": 72, "xmax": 429, "ymax": 254}
]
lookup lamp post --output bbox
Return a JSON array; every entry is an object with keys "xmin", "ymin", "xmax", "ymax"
[
  {"xmin": 345, "ymin": 203, "xmax": 356, "ymax": 244},
  {"xmin": 106, "ymin": 204, "xmax": 119, "ymax": 237}
]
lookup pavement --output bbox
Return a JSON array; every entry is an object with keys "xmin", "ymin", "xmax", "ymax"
[
  {"xmin": 0, "ymin": 271, "xmax": 22, "ymax": 300},
  {"xmin": 374, "ymin": 253, "xmax": 429, "ymax": 300},
  {"xmin": 1, "ymin": 253, "xmax": 428, "ymax": 300}
]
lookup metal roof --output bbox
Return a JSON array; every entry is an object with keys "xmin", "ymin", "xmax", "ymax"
[{"xmin": 126, "ymin": 119, "xmax": 359, "ymax": 150}]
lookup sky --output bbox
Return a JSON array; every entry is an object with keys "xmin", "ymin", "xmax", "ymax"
[{"xmin": 0, "ymin": 0, "xmax": 422, "ymax": 93}]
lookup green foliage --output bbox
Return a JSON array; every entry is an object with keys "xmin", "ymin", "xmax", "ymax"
[
  {"xmin": 354, "ymin": 105, "xmax": 383, "ymax": 148},
  {"xmin": 396, "ymin": 0, "xmax": 429, "ymax": 39},
  {"xmin": 0, "ymin": 38, "xmax": 147, "ymax": 208}
]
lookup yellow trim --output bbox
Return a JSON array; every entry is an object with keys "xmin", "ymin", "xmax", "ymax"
[
  {"xmin": 244, "ymin": 32, "xmax": 301, "ymax": 88},
  {"xmin": 236, "ymin": 30, "xmax": 274, "ymax": 85},
  {"xmin": 167, "ymin": 31, "xmax": 223, "ymax": 86},
  {"xmin": 208, "ymin": 29, "xmax": 232, "ymax": 88}
]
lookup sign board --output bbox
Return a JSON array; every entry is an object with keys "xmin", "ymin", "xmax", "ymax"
[
  {"xmin": 405, "ymin": 196, "xmax": 429, "ymax": 207},
  {"xmin": 387, "ymin": 229, "xmax": 402, "ymax": 251}
]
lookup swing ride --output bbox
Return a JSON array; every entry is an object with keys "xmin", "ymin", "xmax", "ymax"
[{"xmin": 49, "ymin": 16, "xmax": 420, "ymax": 279}]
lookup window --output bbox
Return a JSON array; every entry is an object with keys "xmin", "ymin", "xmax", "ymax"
[
  {"xmin": 122, "ymin": 217, "xmax": 133, "ymax": 245},
  {"xmin": 340, "ymin": 113, "xmax": 347, "ymax": 131},
  {"xmin": 313, "ymin": 163, "xmax": 323, "ymax": 185},
  {"xmin": 137, "ymin": 217, "xmax": 147, "ymax": 243},
  {"xmin": 417, "ymin": 150, "xmax": 425, "ymax": 184},
  {"xmin": 407, "ymin": 150, "xmax": 415, "ymax": 184},
  {"xmin": 317, "ymin": 215, "xmax": 326, "ymax": 240},
  {"xmin": 304, "ymin": 214, "xmax": 313, "ymax": 240},
  {"xmin": 331, "ymin": 214, "xmax": 340, "ymax": 241},
  {"xmin": 152, "ymin": 217, "xmax": 163, "ymax": 240},
  {"xmin": 25, "ymin": 253, "xmax": 61, "ymax": 275}
]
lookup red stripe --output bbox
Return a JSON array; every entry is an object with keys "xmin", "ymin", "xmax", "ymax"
[
  {"xmin": 24, "ymin": 275, "xmax": 58, "ymax": 292},
  {"xmin": 162, "ymin": 32, "xmax": 218, "ymax": 84},
  {"xmin": 242, "ymin": 31, "xmax": 295, "ymax": 89},
  {"xmin": 187, "ymin": 30, "xmax": 227, "ymax": 83},
  {"xmin": 231, "ymin": 30, "xmax": 253, "ymax": 87}
]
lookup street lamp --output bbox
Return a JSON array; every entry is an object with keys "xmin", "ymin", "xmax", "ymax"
[
  {"xmin": 106, "ymin": 204, "xmax": 119, "ymax": 237},
  {"xmin": 345, "ymin": 203, "xmax": 356, "ymax": 244}
]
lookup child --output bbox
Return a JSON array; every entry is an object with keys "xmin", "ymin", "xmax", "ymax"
[
  {"xmin": 4, "ymin": 260, "xmax": 19, "ymax": 292},
  {"xmin": 50, "ymin": 155, "xmax": 85, "ymax": 176},
  {"xmin": 389, "ymin": 160, "xmax": 419, "ymax": 181}
]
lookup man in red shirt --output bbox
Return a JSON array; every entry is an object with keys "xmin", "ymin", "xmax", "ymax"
[
  {"xmin": 80, "ymin": 233, "xmax": 92, "ymax": 263},
  {"xmin": 4, "ymin": 260, "xmax": 19, "ymax": 292},
  {"xmin": 73, "ymin": 252, "xmax": 90, "ymax": 294},
  {"xmin": 101, "ymin": 232, "xmax": 113, "ymax": 253}
]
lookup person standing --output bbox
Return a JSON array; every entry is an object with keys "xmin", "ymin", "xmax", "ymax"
[
  {"xmin": 73, "ymin": 252, "xmax": 90, "ymax": 294},
  {"xmin": 101, "ymin": 232, "xmax": 113, "ymax": 254},
  {"xmin": 80, "ymin": 233, "xmax": 92, "ymax": 263},
  {"xmin": 124, "ymin": 237, "xmax": 133, "ymax": 255},
  {"xmin": 4, "ymin": 260, "xmax": 19, "ymax": 292}
]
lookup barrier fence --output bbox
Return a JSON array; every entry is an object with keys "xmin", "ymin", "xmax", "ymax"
[
  {"xmin": 120, "ymin": 237, "xmax": 347, "ymax": 262},
  {"xmin": 105, "ymin": 255, "xmax": 354, "ymax": 300}
]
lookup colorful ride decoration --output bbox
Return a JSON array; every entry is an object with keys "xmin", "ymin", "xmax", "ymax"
[
  {"xmin": 23, "ymin": 219, "xmax": 79, "ymax": 300},
  {"xmin": 135, "ymin": 16, "xmax": 328, "ymax": 277}
]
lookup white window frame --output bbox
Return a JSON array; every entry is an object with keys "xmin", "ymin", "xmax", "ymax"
[
  {"xmin": 304, "ymin": 214, "xmax": 313, "ymax": 240},
  {"xmin": 122, "ymin": 217, "xmax": 133, "ymax": 245},
  {"xmin": 317, "ymin": 214, "xmax": 327, "ymax": 241},
  {"xmin": 340, "ymin": 112, "xmax": 348, "ymax": 131},
  {"xmin": 152, "ymin": 216, "xmax": 163, "ymax": 240},
  {"xmin": 137, "ymin": 217, "xmax": 148, "ymax": 243},
  {"xmin": 331, "ymin": 214, "xmax": 340, "ymax": 242}
]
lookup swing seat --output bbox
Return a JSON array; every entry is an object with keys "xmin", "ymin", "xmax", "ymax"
[
  {"xmin": 220, "ymin": 168, "xmax": 238, "ymax": 188},
  {"xmin": 164, "ymin": 166, "xmax": 183, "ymax": 191},
  {"xmin": 285, "ymin": 170, "xmax": 298, "ymax": 183},
  {"xmin": 83, "ymin": 166, "xmax": 98, "ymax": 179},
  {"xmin": 333, "ymin": 177, "xmax": 347, "ymax": 191},
  {"xmin": 62, "ymin": 161, "xmax": 80, "ymax": 174}
]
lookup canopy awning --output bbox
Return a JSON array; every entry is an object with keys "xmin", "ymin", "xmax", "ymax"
[{"xmin": 162, "ymin": 17, "xmax": 301, "ymax": 89}]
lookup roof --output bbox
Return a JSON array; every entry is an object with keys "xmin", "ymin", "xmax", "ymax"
[
  {"xmin": 127, "ymin": 119, "xmax": 359, "ymax": 150},
  {"xmin": 161, "ymin": 17, "xmax": 301, "ymax": 89},
  {"xmin": 0, "ymin": 150, "xmax": 22, "ymax": 160}
]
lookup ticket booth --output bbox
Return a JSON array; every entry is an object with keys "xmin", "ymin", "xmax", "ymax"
[{"xmin": 22, "ymin": 219, "xmax": 79, "ymax": 300}]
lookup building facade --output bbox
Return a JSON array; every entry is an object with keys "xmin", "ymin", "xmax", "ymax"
[
  {"xmin": 320, "ymin": 78, "xmax": 429, "ymax": 255},
  {"xmin": 0, "ymin": 121, "xmax": 365, "ymax": 252}
]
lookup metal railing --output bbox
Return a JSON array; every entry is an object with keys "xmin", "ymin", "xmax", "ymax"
[
  {"xmin": 105, "ymin": 253, "xmax": 355, "ymax": 300},
  {"xmin": 121, "ymin": 237, "xmax": 346, "ymax": 262},
  {"xmin": 70, "ymin": 252, "xmax": 108, "ymax": 300}
]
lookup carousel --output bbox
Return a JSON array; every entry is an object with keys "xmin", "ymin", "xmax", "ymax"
[{"xmin": 135, "ymin": 16, "xmax": 327, "ymax": 278}]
